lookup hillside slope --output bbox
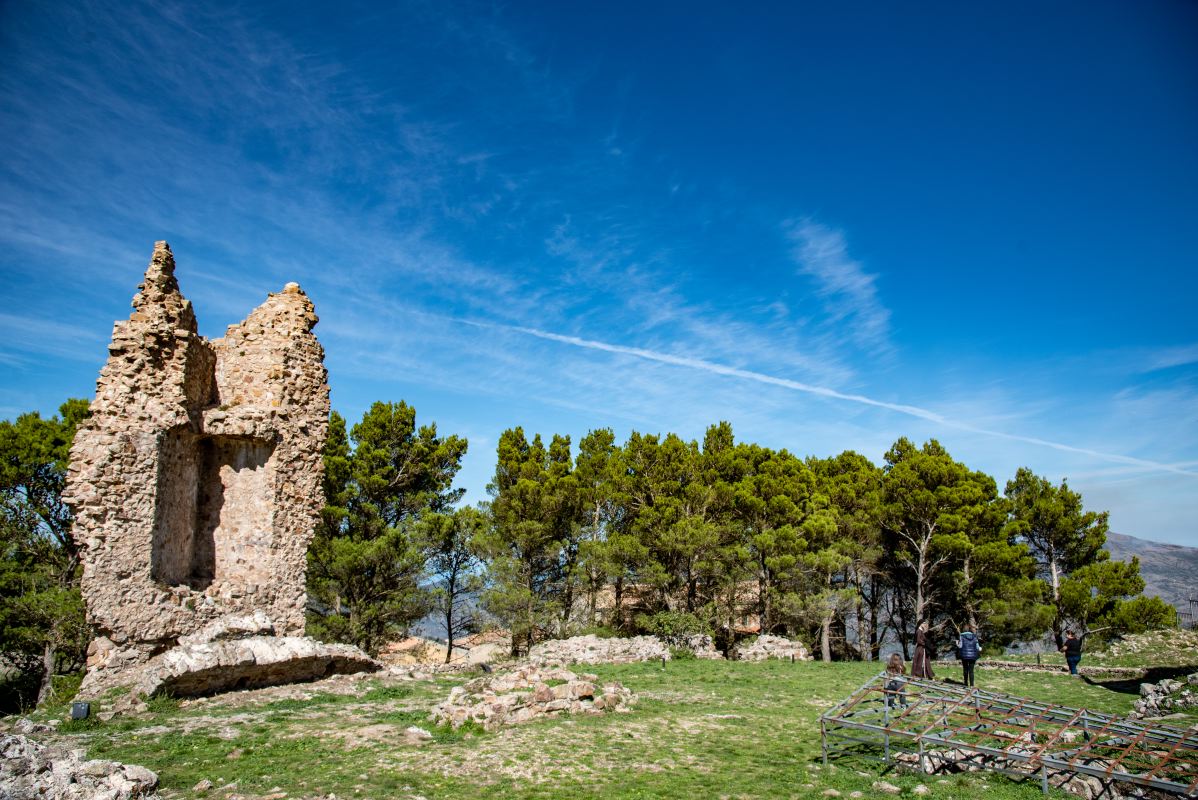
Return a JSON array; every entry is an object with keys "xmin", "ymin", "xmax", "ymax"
[{"xmin": 1106, "ymin": 531, "xmax": 1198, "ymax": 616}]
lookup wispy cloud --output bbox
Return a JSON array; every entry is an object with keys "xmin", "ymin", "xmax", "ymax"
[
  {"xmin": 785, "ymin": 218, "xmax": 892, "ymax": 356},
  {"xmin": 474, "ymin": 321, "xmax": 1198, "ymax": 478},
  {"xmin": 0, "ymin": 313, "xmax": 110, "ymax": 364},
  {"xmin": 1139, "ymin": 343, "xmax": 1198, "ymax": 373}
]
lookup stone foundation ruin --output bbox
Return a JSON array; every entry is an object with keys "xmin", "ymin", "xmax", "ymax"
[{"xmin": 65, "ymin": 242, "xmax": 378, "ymax": 699}]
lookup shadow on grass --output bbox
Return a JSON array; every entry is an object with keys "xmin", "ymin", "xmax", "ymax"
[{"xmin": 1082, "ymin": 665, "xmax": 1198, "ymax": 695}]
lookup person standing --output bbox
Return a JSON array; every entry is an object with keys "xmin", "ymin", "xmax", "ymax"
[
  {"xmin": 884, "ymin": 653, "xmax": 908, "ymax": 708},
  {"xmin": 912, "ymin": 620, "xmax": 935, "ymax": 679},
  {"xmin": 955, "ymin": 624, "xmax": 981, "ymax": 687},
  {"xmin": 1061, "ymin": 629, "xmax": 1084, "ymax": 676}
]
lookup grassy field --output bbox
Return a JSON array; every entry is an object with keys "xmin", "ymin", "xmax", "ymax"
[{"xmin": 21, "ymin": 655, "xmax": 1195, "ymax": 800}]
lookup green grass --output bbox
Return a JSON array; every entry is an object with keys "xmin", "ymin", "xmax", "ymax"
[{"xmin": 45, "ymin": 660, "xmax": 1154, "ymax": 800}]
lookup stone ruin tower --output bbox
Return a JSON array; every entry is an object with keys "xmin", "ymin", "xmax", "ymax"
[{"xmin": 66, "ymin": 242, "xmax": 376, "ymax": 698}]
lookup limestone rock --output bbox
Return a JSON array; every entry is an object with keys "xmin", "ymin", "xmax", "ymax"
[
  {"xmin": 134, "ymin": 635, "xmax": 381, "ymax": 698},
  {"xmin": 529, "ymin": 634, "xmax": 671, "ymax": 665},
  {"xmin": 431, "ymin": 665, "xmax": 635, "ymax": 730},
  {"xmin": 732, "ymin": 634, "xmax": 811, "ymax": 662},
  {"xmin": 0, "ymin": 734, "xmax": 160, "ymax": 799},
  {"xmin": 1130, "ymin": 674, "xmax": 1198, "ymax": 719}
]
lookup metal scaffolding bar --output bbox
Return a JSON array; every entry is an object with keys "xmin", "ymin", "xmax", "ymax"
[{"xmin": 820, "ymin": 672, "xmax": 1198, "ymax": 797}]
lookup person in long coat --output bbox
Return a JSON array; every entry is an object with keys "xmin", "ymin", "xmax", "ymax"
[{"xmin": 912, "ymin": 620, "xmax": 935, "ymax": 679}]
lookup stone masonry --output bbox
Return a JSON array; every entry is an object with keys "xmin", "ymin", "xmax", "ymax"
[{"xmin": 65, "ymin": 242, "xmax": 337, "ymax": 694}]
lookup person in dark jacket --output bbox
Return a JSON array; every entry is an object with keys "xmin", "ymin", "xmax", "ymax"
[
  {"xmin": 1061, "ymin": 629, "xmax": 1085, "ymax": 676},
  {"xmin": 912, "ymin": 621, "xmax": 935, "ymax": 679},
  {"xmin": 955, "ymin": 624, "xmax": 981, "ymax": 687},
  {"xmin": 884, "ymin": 653, "xmax": 908, "ymax": 708}
]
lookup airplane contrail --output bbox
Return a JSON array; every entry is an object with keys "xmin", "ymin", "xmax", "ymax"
[{"xmin": 468, "ymin": 320, "xmax": 1197, "ymax": 478}]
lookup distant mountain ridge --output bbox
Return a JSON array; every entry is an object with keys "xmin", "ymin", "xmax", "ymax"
[{"xmin": 1105, "ymin": 532, "xmax": 1198, "ymax": 620}]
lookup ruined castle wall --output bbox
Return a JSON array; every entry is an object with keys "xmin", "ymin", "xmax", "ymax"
[{"xmin": 65, "ymin": 242, "xmax": 329, "ymax": 677}]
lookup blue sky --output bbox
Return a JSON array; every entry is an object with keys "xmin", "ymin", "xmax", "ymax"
[{"xmin": 2, "ymin": 1, "xmax": 1197, "ymax": 545}]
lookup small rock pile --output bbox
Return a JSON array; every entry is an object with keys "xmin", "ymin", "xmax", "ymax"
[
  {"xmin": 1, "ymin": 734, "xmax": 160, "ymax": 799},
  {"xmin": 431, "ymin": 665, "xmax": 635, "ymax": 730},
  {"xmin": 733, "ymin": 634, "xmax": 811, "ymax": 662},
  {"xmin": 678, "ymin": 633, "xmax": 724, "ymax": 659},
  {"xmin": 529, "ymin": 634, "xmax": 671, "ymax": 665},
  {"xmin": 893, "ymin": 746, "xmax": 1116, "ymax": 799},
  {"xmin": 1131, "ymin": 672, "xmax": 1198, "ymax": 718}
]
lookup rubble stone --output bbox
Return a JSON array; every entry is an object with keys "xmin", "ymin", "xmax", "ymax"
[
  {"xmin": 430, "ymin": 665, "xmax": 635, "ymax": 730},
  {"xmin": 1, "ymin": 734, "xmax": 160, "ymax": 799},
  {"xmin": 529, "ymin": 634, "xmax": 671, "ymax": 665},
  {"xmin": 1130, "ymin": 673, "xmax": 1198, "ymax": 718},
  {"xmin": 732, "ymin": 634, "xmax": 812, "ymax": 662}
]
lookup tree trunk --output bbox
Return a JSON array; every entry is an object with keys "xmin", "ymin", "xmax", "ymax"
[
  {"xmin": 914, "ymin": 531, "xmax": 930, "ymax": 626},
  {"xmin": 869, "ymin": 575, "xmax": 882, "ymax": 661},
  {"xmin": 961, "ymin": 556, "xmax": 976, "ymax": 628},
  {"xmin": 758, "ymin": 556, "xmax": 768, "ymax": 632},
  {"xmin": 820, "ymin": 609, "xmax": 833, "ymax": 662},
  {"xmin": 36, "ymin": 643, "xmax": 55, "ymax": 707},
  {"xmin": 613, "ymin": 576, "xmax": 624, "ymax": 629},
  {"xmin": 1049, "ymin": 553, "xmax": 1064, "ymax": 648},
  {"xmin": 854, "ymin": 569, "xmax": 869, "ymax": 661},
  {"xmin": 762, "ymin": 567, "xmax": 772, "ymax": 633},
  {"xmin": 686, "ymin": 566, "xmax": 697, "ymax": 613},
  {"xmin": 896, "ymin": 594, "xmax": 912, "ymax": 660}
]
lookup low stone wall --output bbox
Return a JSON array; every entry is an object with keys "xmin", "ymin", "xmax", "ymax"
[
  {"xmin": 1, "ymin": 734, "xmax": 160, "ymax": 799},
  {"xmin": 732, "ymin": 634, "xmax": 811, "ymax": 662},
  {"xmin": 431, "ymin": 665, "xmax": 634, "ymax": 730}
]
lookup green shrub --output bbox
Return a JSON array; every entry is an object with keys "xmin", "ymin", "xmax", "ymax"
[
  {"xmin": 668, "ymin": 646, "xmax": 697, "ymax": 661},
  {"xmin": 635, "ymin": 611, "xmax": 711, "ymax": 645}
]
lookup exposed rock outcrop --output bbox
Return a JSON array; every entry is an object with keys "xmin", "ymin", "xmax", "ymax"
[{"xmin": 133, "ymin": 634, "xmax": 381, "ymax": 700}]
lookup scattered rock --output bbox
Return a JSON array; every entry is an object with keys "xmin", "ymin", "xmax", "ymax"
[
  {"xmin": 529, "ymin": 635, "xmax": 670, "ymax": 665},
  {"xmin": 12, "ymin": 718, "xmax": 54, "ymax": 735},
  {"xmin": 871, "ymin": 780, "xmax": 901, "ymax": 794},
  {"xmin": 431, "ymin": 665, "xmax": 635, "ymax": 730},
  {"xmin": 1130, "ymin": 673, "xmax": 1198, "ymax": 719},
  {"xmin": 0, "ymin": 733, "xmax": 160, "ymax": 799},
  {"xmin": 194, "ymin": 779, "xmax": 214, "ymax": 793}
]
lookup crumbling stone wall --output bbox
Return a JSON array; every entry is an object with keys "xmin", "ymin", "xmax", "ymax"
[{"xmin": 65, "ymin": 242, "xmax": 329, "ymax": 688}]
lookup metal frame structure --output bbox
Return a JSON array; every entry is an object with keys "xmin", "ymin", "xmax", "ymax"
[{"xmin": 820, "ymin": 672, "xmax": 1198, "ymax": 797}]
